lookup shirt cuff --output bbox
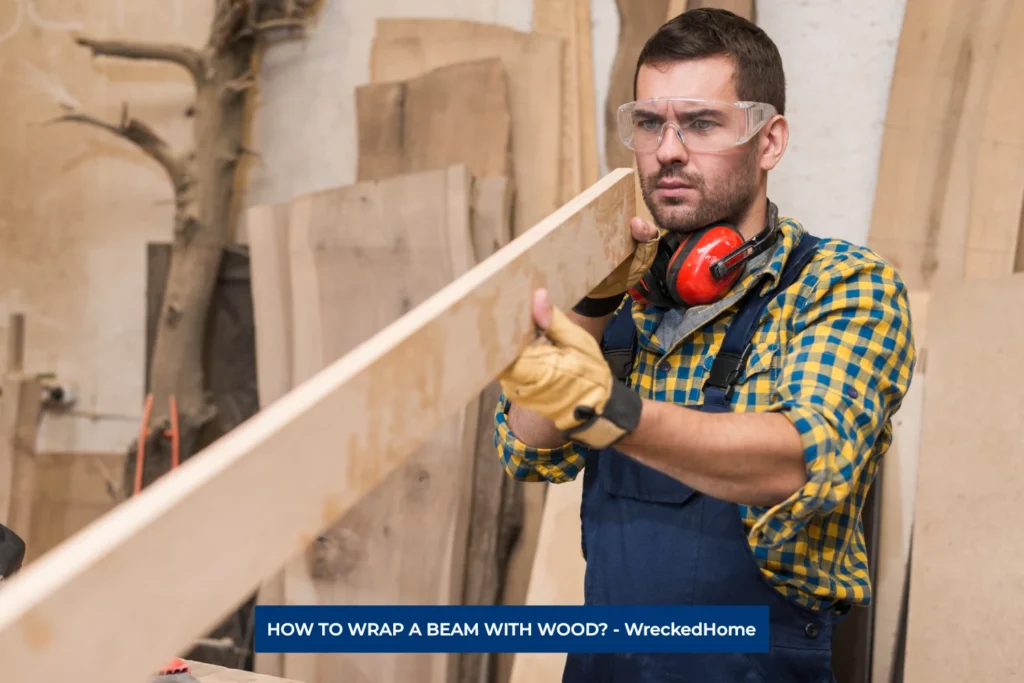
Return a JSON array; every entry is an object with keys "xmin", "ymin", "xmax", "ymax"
[
  {"xmin": 749, "ymin": 401, "xmax": 854, "ymax": 548},
  {"xmin": 494, "ymin": 395, "xmax": 588, "ymax": 483}
]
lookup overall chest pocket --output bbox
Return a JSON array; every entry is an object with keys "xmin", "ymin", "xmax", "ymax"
[{"xmin": 598, "ymin": 449, "xmax": 698, "ymax": 505}]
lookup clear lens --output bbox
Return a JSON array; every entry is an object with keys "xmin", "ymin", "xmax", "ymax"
[{"xmin": 616, "ymin": 98, "xmax": 777, "ymax": 153}]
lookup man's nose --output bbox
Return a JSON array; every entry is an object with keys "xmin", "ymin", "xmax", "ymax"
[{"xmin": 655, "ymin": 123, "xmax": 689, "ymax": 167}]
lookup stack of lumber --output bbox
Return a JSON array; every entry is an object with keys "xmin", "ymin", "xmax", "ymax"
[
  {"xmin": 246, "ymin": 6, "xmax": 602, "ymax": 683},
  {"xmin": 865, "ymin": 1, "xmax": 1024, "ymax": 681}
]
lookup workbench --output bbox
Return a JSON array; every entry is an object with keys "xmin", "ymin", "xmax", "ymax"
[{"xmin": 185, "ymin": 661, "xmax": 302, "ymax": 683}]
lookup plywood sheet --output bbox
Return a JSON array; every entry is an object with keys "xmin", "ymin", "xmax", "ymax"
[
  {"xmin": 867, "ymin": 0, "xmax": 1015, "ymax": 289},
  {"xmin": 356, "ymin": 58, "xmax": 513, "ymax": 183},
  {"xmin": 283, "ymin": 166, "xmax": 478, "ymax": 683},
  {"xmin": 370, "ymin": 18, "xmax": 564, "ymax": 237},
  {"xmin": 902, "ymin": 274, "xmax": 1024, "ymax": 681}
]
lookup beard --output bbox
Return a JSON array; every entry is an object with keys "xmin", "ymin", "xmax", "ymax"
[{"xmin": 640, "ymin": 155, "xmax": 759, "ymax": 233}]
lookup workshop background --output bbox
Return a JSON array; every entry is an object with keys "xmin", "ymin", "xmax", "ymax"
[{"xmin": 1, "ymin": 0, "xmax": 1019, "ymax": 682}]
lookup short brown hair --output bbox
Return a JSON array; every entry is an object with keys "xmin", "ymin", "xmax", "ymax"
[{"xmin": 634, "ymin": 8, "xmax": 786, "ymax": 115}]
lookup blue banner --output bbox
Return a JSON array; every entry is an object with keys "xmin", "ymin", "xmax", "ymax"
[{"xmin": 254, "ymin": 605, "xmax": 769, "ymax": 653}]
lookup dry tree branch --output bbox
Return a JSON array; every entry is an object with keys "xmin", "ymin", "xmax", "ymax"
[
  {"xmin": 44, "ymin": 105, "xmax": 190, "ymax": 193},
  {"xmin": 74, "ymin": 36, "xmax": 207, "ymax": 85}
]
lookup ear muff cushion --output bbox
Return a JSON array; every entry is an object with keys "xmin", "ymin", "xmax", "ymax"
[{"xmin": 665, "ymin": 224, "xmax": 746, "ymax": 306}]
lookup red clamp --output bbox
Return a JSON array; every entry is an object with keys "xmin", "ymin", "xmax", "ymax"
[
  {"xmin": 133, "ymin": 393, "xmax": 180, "ymax": 496},
  {"xmin": 158, "ymin": 658, "xmax": 190, "ymax": 675}
]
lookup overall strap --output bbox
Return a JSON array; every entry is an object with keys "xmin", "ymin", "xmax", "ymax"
[
  {"xmin": 601, "ymin": 304, "xmax": 638, "ymax": 384},
  {"xmin": 702, "ymin": 233, "xmax": 821, "ymax": 408}
]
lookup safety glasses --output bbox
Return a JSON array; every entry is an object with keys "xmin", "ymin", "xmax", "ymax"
[{"xmin": 616, "ymin": 98, "xmax": 777, "ymax": 154}]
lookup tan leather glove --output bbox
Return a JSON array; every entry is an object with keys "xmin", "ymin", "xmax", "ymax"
[
  {"xmin": 573, "ymin": 231, "xmax": 661, "ymax": 317},
  {"xmin": 499, "ymin": 305, "xmax": 643, "ymax": 449}
]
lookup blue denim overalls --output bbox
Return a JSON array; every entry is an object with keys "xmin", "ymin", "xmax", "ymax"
[{"xmin": 564, "ymin": 233, "xmax": 844, "ymax": 682}]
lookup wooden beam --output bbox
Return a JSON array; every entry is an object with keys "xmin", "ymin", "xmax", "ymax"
[
  {"xmin": 0, "ymin": 313, "xmax": 41, "ymax": 541},
  {"xmin": 0, "ymin": 168, "xmax": 636, "ymax": 683}
]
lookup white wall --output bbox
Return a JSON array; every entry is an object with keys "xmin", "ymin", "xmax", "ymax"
[{"xmin": 756, "ymin": 0, "xmax": 906, "ymax": 245}]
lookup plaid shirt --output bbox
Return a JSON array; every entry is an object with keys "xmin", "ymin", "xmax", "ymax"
[{"xmin": 494, "ymin": 217, "xmax": 916, "ymax": 610}]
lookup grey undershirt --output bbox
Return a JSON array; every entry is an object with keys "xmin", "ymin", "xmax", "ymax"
[{"xmin": 654, "ymin": 245, "xmax": 775, "ymax": 353}]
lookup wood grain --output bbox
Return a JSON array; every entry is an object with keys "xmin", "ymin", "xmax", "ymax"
[
  {"xmin": 507, "ymin": 477, "xmax": 587, "ymax": 683},
  {"xmin": 0, "ymin": 167, "xmax": 635, "ymax": 683},
  {"xmin": 283, "ymin": 166, "xmax": 477, "ymax": 683},
  {"xmin": 961, "ymin": 0, "xmax": 1024, "ymax": 278},
  {"xmin": 245, "ymin": 202, "xmax": 294, "ymax": 679},
  {"xmin": 356, "ymin": 58, "xmax": 513, "ymax": 183},
  {"xmin": 867, "ymin": 0, "xmax": 1014, "ymax": 289},
  {"xmin": 604, "ymin": 0, "xmax": 671, "ymax": 171},
  {"xmin": 370, "ymin": 18, "xmax": 564, "ymax": 237},
  {"xmin": 902, "ymin": 274, "xmax": 1024, "ymax": 682},
  {"xmin": 533, "ymin": 0, "xmax": 601, "ymax": 198}
]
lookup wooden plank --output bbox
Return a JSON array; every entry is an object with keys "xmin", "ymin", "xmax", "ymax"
[
  {"xmin": 533, "ymin": 0, "xmax": 601, "ymax": 198},
  {"xmin": 27, "ymin": 453, "xmax": 123, "ymax": 565},
  {"xmin": 0, "ymin": 313, "xmax": 42, "ymax": 543},
  {"xmin": 460, "ymin": 179, "xmax": 517, "ymax": 683},
  {"xmin": 370, "ymin": 18, "xmax": 564, "ymax": 238},
  {"xmin": 365, "ymin": 36, "xmax": 537, "ymax": 683},
  {"xmin": 0, "ymin": 167, "xmax": 635, "ymax": 683},
  {"xmin": 867, "ymin": 0, "xmax": 1013, "ymax": 289},
  {"xmin": 507, "ymin": 477, "xmax": 587, "ymax": 683},
  {"xmin": 962, "ymin": 0, "xmax": 1024, "ymax": 278},
  {"xmin": 871, "ymin": 293, "xmax": 928, "ymax": 683},
  {"xmin": 0, "ymin": 375, "xmax": 41, "ymax": 547},
  {"xmin": 604, "ymin": 0, "xmax": 671, "ymax": 171},
  {"xmin": 0, "ymin": 312, "xmax": 25, "ymax": 527},
  {"xmin": 281, "ymin": 165, "xmax": 479, "ymax": 683},
  {"xmin": 686, "ymin": 0, "xmax": 755, "ymax": 18},
  {"xmin": 245, "ymin": 203, "xmax": 294, "ymax": 679},
  {"xmin": 356, "ymin": 58, "xmax": 513, "ymax": 183},
  {"xmin": 901, "ymin": 273, "xmax": 1024, "ymax": 682}
]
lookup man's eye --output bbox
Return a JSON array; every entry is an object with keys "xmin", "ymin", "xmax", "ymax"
[
  {"xmin": 636, "ymin": 119, "xmax": 662, "ymax": 131},
  {"xmin": 689, "ymin": 119, "xmax": 716, "ymax": 130}
]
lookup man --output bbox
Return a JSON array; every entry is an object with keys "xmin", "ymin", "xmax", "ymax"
[{"xmin": 494, "ymin": 7, "xmax": 916, "ymax": 682}]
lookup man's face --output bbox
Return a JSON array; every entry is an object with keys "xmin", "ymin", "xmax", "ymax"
[{"xmin": 634, "ymin": 56, "xmax": 761, "ymax": 233}]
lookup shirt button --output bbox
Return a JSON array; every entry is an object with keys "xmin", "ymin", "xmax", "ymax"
[
  {"xmin": 805, "ymin": 622, "xmax": 820, "ymax": 639},
  {"xmin": 846, "ymin": 386, "xmax": 859, "ymax": 399},
  {"xmin": 658, "ymin": 361, "xmax": 671, "ymax": 373}
]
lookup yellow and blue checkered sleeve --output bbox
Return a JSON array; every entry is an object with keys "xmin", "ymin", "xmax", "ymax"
[
  {"xmin": 751, "ymin": 252, "xmax": 916, "ymax": 548},
  {"xmin": 493, "ymin": 393, "xmax": 590, "ymax": 483}
]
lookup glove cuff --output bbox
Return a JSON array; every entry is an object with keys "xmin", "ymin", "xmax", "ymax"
[
  {"xmin": 572, "ymin": 292, "xmax": 626, "ymax": 318},
  {"xmin": 563, "ymin": 380, "xmax": 643, "ymax": 449}
]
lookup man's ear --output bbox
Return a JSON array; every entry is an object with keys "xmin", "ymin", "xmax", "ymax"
[{"xmin": 759, "ymin": 115, "xmax": 789, "ymax": 172}]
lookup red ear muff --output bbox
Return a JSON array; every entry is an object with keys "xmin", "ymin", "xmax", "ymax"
[{"xmin": 665, "ymin": 224, "xmax": 746, "ymax": 307}]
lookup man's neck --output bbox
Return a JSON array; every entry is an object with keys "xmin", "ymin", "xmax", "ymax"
[{"xmin": 735, "ymin": 195, "xmax": 771, "ymax": 241}]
